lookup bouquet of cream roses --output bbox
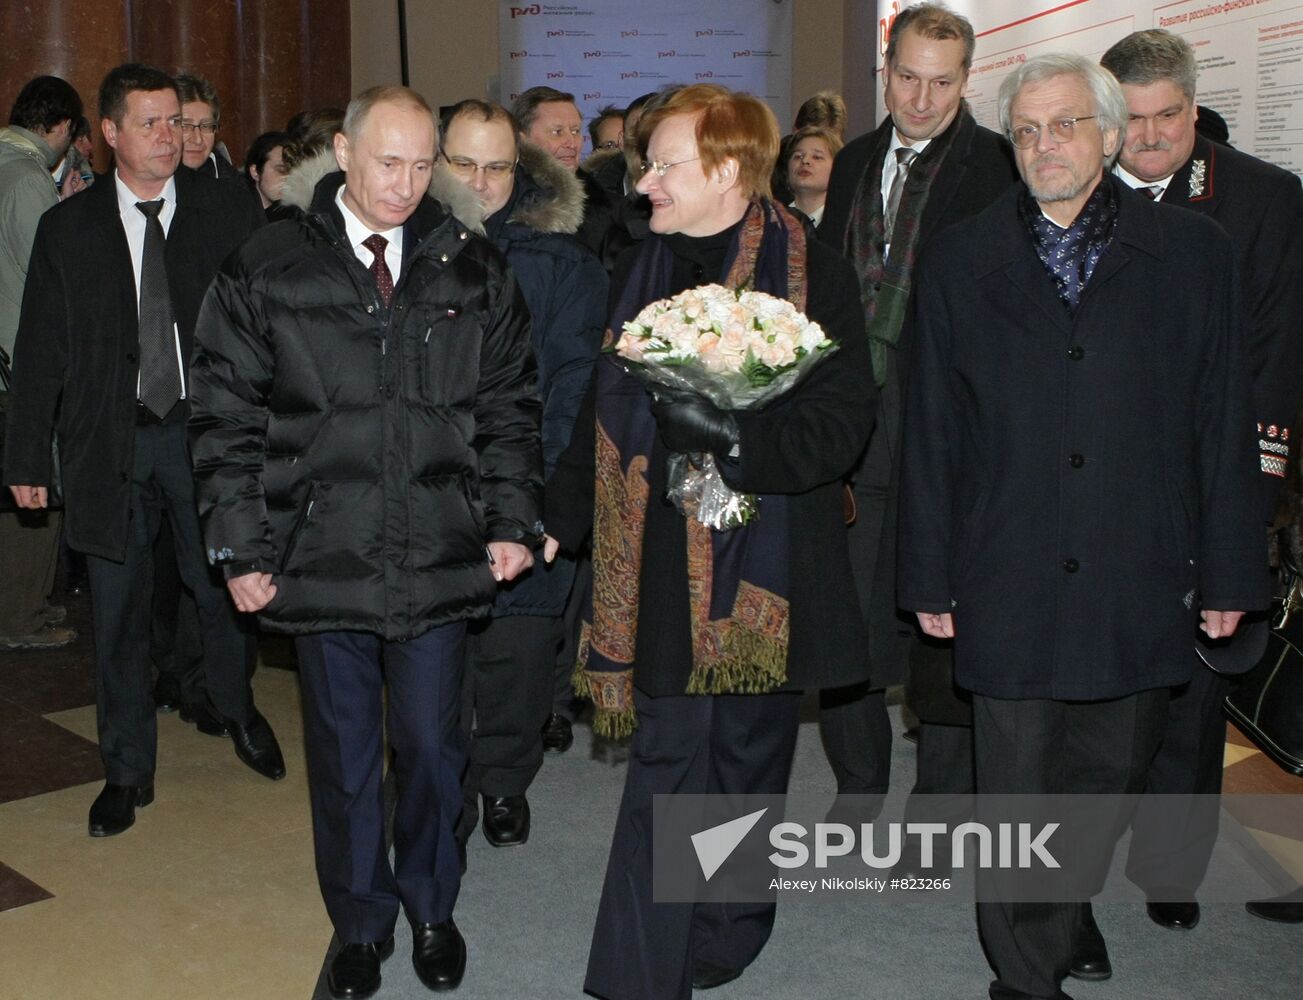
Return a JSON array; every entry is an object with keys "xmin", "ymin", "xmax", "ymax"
[{"xmin": 615, "ymin": 283, "xmax": 836, "ymax": 529}]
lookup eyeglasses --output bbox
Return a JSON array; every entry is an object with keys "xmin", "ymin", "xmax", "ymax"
[
  {"xmin": 1008, "ymin": 116, "xmax": 1096, "ymax": 149},
  {"xmin": 639, "ymin": 156, "xmax": 700, "ymax": 178},
  {"xmin": 180, "ymin": 120, "xmax": 217, "ymax": 136},
  {"xmin": 442, "ymin": 154, "xmax": 516, "ymax": 179}
]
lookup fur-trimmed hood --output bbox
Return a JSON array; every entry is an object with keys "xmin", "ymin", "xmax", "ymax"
[
  {"xmin": 277, "ymin": 148, "xmax": 338, "ymax": 213},
  {"xmin": 429, "ymin": 140, "xmax": 585, "ymax": 237},
  {"xmin": 279, "ymin": 142, "xmax": 584, "ymax": 240}
]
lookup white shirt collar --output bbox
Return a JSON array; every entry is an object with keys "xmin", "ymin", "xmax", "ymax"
[
  {"xmin": 1112, "ymin": 161, "xmax": 1172, "ymax": 200},
  {"xmin": 335, "ymin": 185, "xmax": 404, "ymax": 256},
  {"xmin": 889, "ymin": 131, "xmax": 932, "ymax": 158},
  {"xmin": 114, "ymin": 171, "xmax": 177, "ymax": 217}
]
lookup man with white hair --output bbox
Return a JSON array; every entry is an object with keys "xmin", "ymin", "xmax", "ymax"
[{"xmin": 898, "ymin": 53, "xmax": 1265, "ymax": 999}]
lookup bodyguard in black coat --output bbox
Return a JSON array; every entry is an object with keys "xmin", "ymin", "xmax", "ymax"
[
  {"xmin": 816, "ymin": 5, "xmax": 1018, "ymax": 809},
  {"xmin": 1101, "ymin": 27, "xmax": 1303, "ymax": 930},
  {"xmin": 4, "ymin": 65, "xmax": 278, "ymax": 840}
]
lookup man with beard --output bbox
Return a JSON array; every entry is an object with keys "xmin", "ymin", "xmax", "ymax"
[
  {"xmin": 898, "ymin": 53, "xmax": 1264, "ymax": 999},
  {"xmin": 1100, "ymin": 27, "xmax": 1303, "ymax": 936}
]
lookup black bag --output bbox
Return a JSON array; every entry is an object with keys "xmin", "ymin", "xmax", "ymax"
[{"xmin": 1223, "ymin": 556, "xmax": 1303, "ymax": 775}]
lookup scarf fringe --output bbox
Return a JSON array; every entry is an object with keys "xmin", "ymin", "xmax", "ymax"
[
  {"xmin": 573, "ymin": 664, "xmax": 639, "ymax": 739},
  {"xmin": 685, "ymin": 631, "xmax": 788, "ymax": 695}
]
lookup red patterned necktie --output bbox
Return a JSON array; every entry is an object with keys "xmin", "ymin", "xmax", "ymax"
[{"xmin": 362, "ymin": 233, "xmax": 393, "ymax": 307}]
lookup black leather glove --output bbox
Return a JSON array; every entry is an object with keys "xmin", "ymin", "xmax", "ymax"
[{"xmin": 651, "ymin": 390, "xmax": 739, "ymax": 456}]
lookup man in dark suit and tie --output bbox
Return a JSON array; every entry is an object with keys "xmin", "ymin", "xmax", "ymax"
[
  {"xmin": 4, "ymin": 63, "xmax": 284, "ymax": 840},
  {"xmin": 818, "ymin": 2, "xmax": 1017, "ymax": 820},
  {"xmin": 1101, "ymin": 28, "xmax": 1303, "ymax": 933}
]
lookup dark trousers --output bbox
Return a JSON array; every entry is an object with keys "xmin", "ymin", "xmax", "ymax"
[
  {"xmin": 584, "ymin": 688, "xmax": 802, "ymax": 1000},
  {"xmin": 972, "ymin": 689, "xmax": 1167, "ymax": 1000},
  {"xmin": 149, "ymin": 517, "xmax": 206, "ymax": 703},
  {"xmin": 85, "ymin": 422, "xmax": 252, "ymax": 785},
  {"xmin": 0, "ymin": 508, "xmax": 61, "ymax": 635},
  {"xmin": 459, "ymin": 613, "xmax": 558, "ymax": 838},
  {"xmin": 819, "ymin": 382, "xmax": 898, "ymax": 796},
  {"xmin": 296, "ymin": 624, "xmax": 466, "ymax": 943},
  {"xmin": 1125, "ymin": 664, "xmax": 1228, "ymax": 896},
  {"xmin": 554, "ymin": 553, "xmax": 591, "ymax": 719}
]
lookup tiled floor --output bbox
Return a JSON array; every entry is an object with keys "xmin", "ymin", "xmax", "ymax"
[{"xmin": 2, "ymin": 586, "xmax": 1301, "ymax": 999}]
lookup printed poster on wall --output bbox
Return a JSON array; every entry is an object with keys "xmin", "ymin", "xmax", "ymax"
[
  {"xmin": 875, "ymin": 0, "xmax": 1302, "ymax": 175},
  {"xmin": 499, "ymin": 1, "xmax": 793, "ymax": 155}
]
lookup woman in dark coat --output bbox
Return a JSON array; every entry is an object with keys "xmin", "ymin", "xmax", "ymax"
[{"xmin": 544, "ymin": 84, "xmax": 874, "ymax": 1000}]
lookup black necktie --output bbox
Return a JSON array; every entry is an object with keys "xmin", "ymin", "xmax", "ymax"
[
  {"xmin": 883, "ymin": 146, "xmax": 918, "ymax": 244},
  {"xmin": 135, "ymin": 200, "xmax": 181, "ymax": 419},
  {"xmin": 1139, "ymin": 186, "xmax": 1159, "ymax": 200},
  {"xmin": 362, "ymin": 233, "xmax": 394, "ymax": 307}
]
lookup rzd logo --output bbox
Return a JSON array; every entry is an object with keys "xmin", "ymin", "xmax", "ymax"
[
  {"xmin": 509, "ymin": 50, "xmax": 528, "ymax": 60},
  {"xmin": 509, "ymin": 4, "xmax": 541, "ymax": 18}
]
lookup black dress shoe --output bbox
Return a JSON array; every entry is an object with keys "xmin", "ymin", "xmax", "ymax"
[
  {"xmin": 481, "ymin": 794, "xmax": 530, "ymax": 847},
  {"xmin": 1246, "ymin": 886, "xmax": 1303, "ymax": 923},
  {"xmin": 690, "ymin": 961, "xmax": 744, "ymax": 990},
  {"xmin": 88, "ymin": 782, "xmax": 154, "ymax": 837},
  {"xmin": 180, "ymin": 700, "xmax": 228, "ymax": 736},
  {"xmin": 1069, "ymin": 905, "xmax": 1112, "ymax": 981},
  {"xmin": 1147, "ymin": 898, "xmax": 1200, "ymax": 930},
  {"xmin": 327, "ymin": 936, "xmax": 394, "ymax": 1000},
  {"xmin": 541, "ymin": 712, "xmax": 574, "ymax": 753},
  {"xmin": 224, "ymin": 710, "xmax": 286, "ymax": 780},
  {"xmin": 412, "ymin": 919, "xmax": 466, "ymax": 992}
]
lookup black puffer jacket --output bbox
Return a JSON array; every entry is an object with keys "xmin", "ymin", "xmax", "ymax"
[
  {"xmin": 189, "ymin": 159, "xmax": 542, "ymax": 639},
  {"xmin": 430, "ymin": 142, "xmax": 607, "ymax": 617}
]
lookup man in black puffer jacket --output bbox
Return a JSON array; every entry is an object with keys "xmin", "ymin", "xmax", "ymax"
[
  {"xmin": 435, "ymin": 99, "xmax": 607, "ymax": 853},
  {"xmin": 188, "ymin": 86, "xmax": 542, "ymax": 999}
]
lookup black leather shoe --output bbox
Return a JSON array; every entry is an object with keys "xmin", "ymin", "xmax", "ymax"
[
  {"xmin": 1147, "ymin": 898, "xmax": 1200, "ymax": 930},
  {"xmin": 180, "ymin": 700, "xmax": 228, "ymax": 736},
  {"xmin": 481, "ymin": 794, "xmax": 530, "ymax": 847},
  {"xmin": 541, "ymin": 712, "xmax": 574, "ymax": 753},
  {"xmin": 1246, "ymin": 886, "xmax": 1303, "ymax": 923},
  {"xmin": 412, "ymin": 919, "xmax": 466, "ymax": 992},
  {"xmin": 225, "ymin": 710, "xmax": 286, "ymax": 780},
  {"xmin": 88, "ymin": 782, "xmax": 154, "ymax": 837},
  {"xmin": 691, "ymin": 961, "xmax": 744, "ymax": 990},
  {"xmin": 327, "ymin": 936, "xmax": 394, "ymax": 1000},
  {"xmin": 154, "ymin": 674, "xmax": 182, "ymax": 713},
  {"xmin": 1069, "ymin": 905, "xmax": 1112, "ymax": 981}
]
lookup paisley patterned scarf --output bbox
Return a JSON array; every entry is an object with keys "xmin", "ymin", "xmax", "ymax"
[{"xmin": 1018, "ymin": 175, "xmax": 1119, "ymax": 313}]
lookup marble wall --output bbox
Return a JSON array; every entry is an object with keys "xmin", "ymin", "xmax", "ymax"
[{"xmin": 1, "ymin": 0, "xmax": 351, "ymax": 172}]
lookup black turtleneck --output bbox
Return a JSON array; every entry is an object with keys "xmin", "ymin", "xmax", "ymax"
[{"xmin": 662, "ymin": 216, "xmax": 746, "ymax": 293}]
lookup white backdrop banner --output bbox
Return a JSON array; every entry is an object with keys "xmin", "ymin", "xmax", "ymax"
[
  {"xmin": 875, "ymin": 0, "xmax": 1303, "ymax": 175},
  {"xmin": 498, "ymin": 1, "xmax": 793, "ymax": 155}
]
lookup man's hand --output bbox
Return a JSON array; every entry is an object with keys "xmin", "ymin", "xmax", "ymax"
[
  {"xmin": 1200, "ymin": 609, "xmax": 1245, "ymax": 640},
  {"xmin": 488, "ymin": 541, "xmax": 533, "ymax": 582},
  {"xmin": 60, "ymin": 170, "xmax": 86, "ymax": 199},
  {"xmin": 651, "ymin": 390, "xmax": 739, "ymax": 456},
  {"xmin": 8, "ymin": 485, "xmax": 48, "ymax": 509},
  {"xmin": 543, "ymin": 535, "xmax": 560, "ymax": 564},
  {"xmin": 916, "ymin": 611, "xmax": 955, "ymax": 639},
  {"xmin": 227, "ymin": 572, "xmax": 278, "ymax": 613}
]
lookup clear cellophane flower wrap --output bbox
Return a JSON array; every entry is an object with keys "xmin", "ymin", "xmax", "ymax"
[{"xmin": 613, "ymin": 283, "xmax": 838, "ymax": 530}]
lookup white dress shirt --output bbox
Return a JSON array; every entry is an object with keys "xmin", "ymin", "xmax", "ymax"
[
  {"xmin": 115, "ymin": 171, "xmax": 186, "ymax": 400},
  {"xmin": 335, "ymin": 186, "xmax": 404, "ymax": 277},
  {"xmin": 1113, "ymin": 161, "xmax": 1172, "ymax": 201}
]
